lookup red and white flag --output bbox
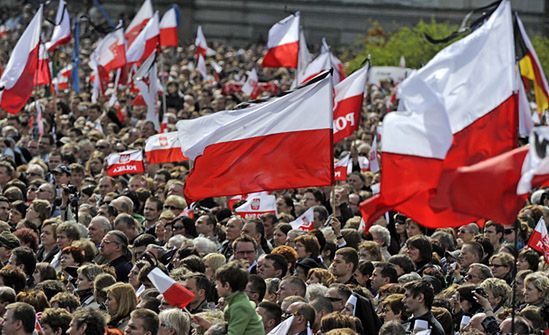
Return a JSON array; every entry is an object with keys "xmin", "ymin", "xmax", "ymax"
[
  {"xmin": 262, "ymin": 13, "xmax": 299, "ymax": 68},
  {"xmin": 360, "ymin": 1, "xmax": 518, "ymax": 228},
  {"xmin": 195, "ymin": 26, "xmax": 214, "ymax": 59},
  {"xmin": 242, "ymin": 68, "xmax": 259, "ymax": 98},
  {"xmin": 106, "ymin": 149, "xmax": 145, "ymax": 177},
  {"xmin": 299, "ymin": 52, "xmax": 344, "ymax": 86},
  {"xmin": 93, "ymin": 25, "xmax": 126, "ymax": 72},
  {"xmin": 46, "ymin": 0, "xmax": 70, "ymax": 52},
  {"xmin": 127, "ymin": 11, "xmax": 159, "ymax": 65},
  {"xmin": 295, "ymin": 30, "xmax": 312, "ymax": 85},
  {"xmin": 369, "ymin": 135, "xmax": 380, "ymax": 173},
  {"xmin": 125, "ymin": 0, "xmax": 153, "ymax": 47},
  {"xmin": 147, "ymin": 268, "xmax": 195, "ymax": 309},
  {"xmin": 145, "ymin": 131, "xmax": 187, "ymax": 164},
  {"xmin": 235, "ymin": 192, "xmax": 277, "ymax": 219},
  {"xmin": 0, "ymin": 6, "xmax": 42, "ymax": 114},
  {"xmin": 289, "ymin": 207, "xmax": 315, "ymax": 231},
  {"xmin": 529, "ymin": 217, "xmax": 549, "ymax": 265},
  {"xmin": 319, "ymin": 38, "xmax": 346, "ymax": 83},
  {"xmin": 176, "ymin": 74, "xmax": 333, "ymax": 203},
  {"xmin": 159, "ymin": 7, "xmax": 178, "ymax": 47},
  {"xmin": 334, "ymin": 153, "xmax": 352, "ymax": 181},
  {"xmin": 53, "ymin": 64, "xmax": 71, "ymax": 92},
  {"xmin": 333, "ymin": 64, "xmax": 368, "ymax": 143},
  {"xmin": 196, "ymin": 54, "xmax": 208, "ymax": 80},
  {"xmin": 34, "ymin": 44, "xmax": 51, "ymax": 86}
]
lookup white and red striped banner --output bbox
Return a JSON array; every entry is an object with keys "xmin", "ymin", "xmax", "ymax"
[{"xmin": 106, "ymin": 149, "xmax": 145, "ymax": 177}]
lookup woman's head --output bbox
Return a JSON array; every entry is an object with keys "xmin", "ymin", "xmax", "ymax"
[
  {"xmin": 379, "ymin": 293, "xmax": 407, "ymax": 322},
  {"xmin": 406, "ymin": 235, "xmax": 432, "ymax": 264},
  {"xmin": 294, "ymin": 234, "xmax": 320, "ymax": 259},
  {"xmin": 517, "ymin": 248, "xmax": 539, "ymax": 272},
  {"xmin": 76, "ymin": 264, "xmax": 103, "ymax": 291},
  {"xmin": 479, "ymin": 278, "xmax": 512, "ymax": 309},
  {"xmin": 523, "ymin": 272, "xmax": 549, "ymax": 305},
  {"xmin": 489, "ymin": 252, "xmax": 514, "ymax": 280},
  {"xmin": 60, "ymin": 246, "xmax": 85, "ymax": 269},
  {"xmin": 306, "ymin": 268, "xmax": 335, "ymax": 286},
  {"xmin": 273, "ymin": 223, "xmax": 292, "ymax": 247},
  {"xmin": 105, "ymin": 283, "xmax": 137, "ymax": 320}
]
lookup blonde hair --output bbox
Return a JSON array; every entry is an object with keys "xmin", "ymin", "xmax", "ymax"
[
  {"xmin": 203, "ymin": 253, "xmax": 226, "ymax": 273},
  {"xmin": 524, "ymin": 272, "xmax": 549, "ymax": 304},
  {"xmin": 158, "ymin": 308, "xmax": 191, "ymax": 335},
  {"xmin": 307, "ymin": 268, "xmax": 335, "ymax": 286},
  {"xmin": 480, "ymin": 278, "xmax": 512, "ymax": 306},
  {"xmin": 105, "ymin": 283, "xmax": 136, "ymax": 320},
  {"xmin": 358, "ymin": 241, "xmax": 382, "ymax": 261}
]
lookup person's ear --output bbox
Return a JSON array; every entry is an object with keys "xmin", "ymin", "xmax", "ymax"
[
  {"xmin": 267, "ymin": 319, "xmax": 276, "ymax": 329},
  {"xmin": 54, "ymin": 327, "xmax": 63, "ymax": 335},
  {"xmin": 418, "ymin": 293, "xmax": 425, "ymax": 304},
  {"xmin": 275, "ymin": 269, "xmax": 282, "ymax": 278}
]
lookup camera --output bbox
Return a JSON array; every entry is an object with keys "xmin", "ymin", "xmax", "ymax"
[{"xmin": 473, "ymin": 288, "xmax": 487, "ymax": 297}]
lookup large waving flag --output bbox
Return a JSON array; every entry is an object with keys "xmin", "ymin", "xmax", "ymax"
[
  {"xmin": 195, "ymin": 26, "xmax": 215, "ymax": 59},
  {"xmin": 92, "ymin": 25, "xmax": 126, "ymax": 72},
  {"xmin": 262, "ymin": 13, "xmax": 299, "ymax": 68},
  {"xmin": 145, "ymin": 131, "xmax": 187, "ymax": 164},
  {"xmin": 46, "ymin": 0, "xmax": 71, "ymax": 52},
  {"xmin": 516, "ymin": 14, "xmax": 549, "ymax": 117},
  {"xmin": 159, "ymin": 7, "xmax": 178, "ymax": 47},
  {"xmin": 177, "ymin": 74, "xmax": 333, "ymax": 203},
  {"xmin": 34, "ymin": 44, "xmax": 51, "ymax": 86},
  {"xmin": 127, "ymin": 11, "xmax": 159, "ymax": 65},
  {"xmin": 0, "ymin": 6, "xmax": 42, "ymax": 114},
  {"xmin": 361, "ymin": 1, "xmax": 517, "ymax": 228},
  {"xmin": 320, "ymin": 38, "xmax": 346, "ymax": 83},
  {"xmin": 333, "ymin": 64, "xmax": 369, "ymax": 143},
  {"xmin": 125, "ymin": 0, "xmax": 153, "ymax": 47}
]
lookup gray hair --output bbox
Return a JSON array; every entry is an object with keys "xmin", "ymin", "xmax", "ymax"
[
  {"xmin": 469, "ymin": 263, "xmax": 493, "ymax": 280},
  {"xmin": 305, "ymin": 283, "xmax": 328, "ymax": 302},
  {"xmin": 369, "ymin": 225, "xmax": 391, "ymax": 247},
  {"xmin": 193, "ymin": 237, "xmax": 217, "ymax": 256},
  {"xmin": 158, "ymin": 308, "xmax": 191, "ymax": 335},
  {"xmin": 398, "ymin": 272, "xmax": 421, "ymax": 284}
]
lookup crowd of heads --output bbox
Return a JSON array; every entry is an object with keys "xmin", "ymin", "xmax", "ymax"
[{"xmin": 0, "ymin": 2, "xmax": 545, "ymax": 335}]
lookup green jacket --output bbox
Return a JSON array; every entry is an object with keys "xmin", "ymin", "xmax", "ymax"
[{"xmin": 224, "ymin": 291, "xmax": 265, "ymax": 335}]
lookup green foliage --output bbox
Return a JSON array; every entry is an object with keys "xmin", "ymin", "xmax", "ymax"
[
  {"xmin": 531, "ymin": 35, "xmax": 549, "ymax": 79},
  {"xmin": 348, "ymin": 19, "xmax": 458, "ymax": 72}
]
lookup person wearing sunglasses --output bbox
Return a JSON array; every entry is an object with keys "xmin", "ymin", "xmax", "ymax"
[{"xmin": 488, "ymin": 252, "xmax": 515, "ymax": 285}]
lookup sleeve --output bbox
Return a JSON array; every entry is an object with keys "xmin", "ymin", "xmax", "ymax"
[{"xmin": 227, "ymin": 305, "xmax": 252, "ymax": 335}]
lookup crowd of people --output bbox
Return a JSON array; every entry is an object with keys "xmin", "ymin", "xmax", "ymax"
[{"xmin": 0, "ymin": 2, "xmax": 546, "ymax": 335}]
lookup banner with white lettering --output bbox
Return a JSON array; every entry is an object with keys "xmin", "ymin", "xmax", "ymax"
[
  {"xmin": 106, "ymin": 149, "xmax": 145, "ymax": 177},
  {"xmin": 234, "ymin": 191, "xmax": 277, "ymax": 219}
]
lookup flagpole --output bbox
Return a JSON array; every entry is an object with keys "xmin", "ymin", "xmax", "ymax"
[{"xmin": 510, "ymin": 221, "xmax": 518, "ymax": 335}]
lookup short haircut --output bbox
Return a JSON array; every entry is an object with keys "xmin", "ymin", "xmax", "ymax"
[
  {"xmin": 215, "ymin": 261, "xmax": 248, "ymax": 292},
  {"xmin": 282, "ymin": 276, "xmax": 307, "ymax": 298},
  {"xmin": 404, "ymin": 280, "xmax": 435, "ymax": 309},
  {"xmin": 320, "ymin": 312, "xmax": 361, "ymax": 333},
  {"xmin": 479, "ymin": 278, "xmax": 511, "ymax": 306},
  {"xmin": 312, "ymin": 206, "xmax": 328, "ymax": 222},
  {"xmin": 294, "ymin": 234, "xmax": 320, "ymax": 258},
  {"xmin": 359, "ymin": 241, "xmax": 382, "ymax": 262},
  {"xmin": 11, "ymin": 246, "xmax": 36, "ymax": 276},
  {"xmin": 257, "ymin": 301, "xmax": 281, "ymax": 325},
  {"xmin": 463, "ymin": 242, "xmax": 484, "ymax": 262},
  {"xmin": 328, "ymin": 283, "xmax": 352, "ymax": 301},
  {"xmin": 56, "ymin": 222, "xmax": 80, "ymax": 241},
  {"xmin": 130, "ymin": 308, "xmax": 159, "ymax": 335},
  {"xmin": 264, "ymin": 254, "xmax": 288, "ymax": 278},
  {"xmin": 309, "ymin": 296, "xmax": 334, "ymax": 314},
  {"xmin": 232, "ymin": 234, "xmax": 258, "ymax": 251},
  {"xmin": 294, "ymin": 302, "xmax": 316, "ymax": 325},
  {"xmin": 50, "ymin": 292, "xmax": 79, "ymax": 312},
  {"xmin": 40, "ymin": 308, "xmax": 72, "ymax": 335},
  {"xmin": 158, "ymin": 308, "xmax": 190, "ymax": 335},
  {"xmin": 380, "ymin": 294, "xmax": 407, "ymax": 321},
  {"xmin": 6, "ymin": 302, "xmax": 36, "ymax": 333},
  {"xmin": 16, "ymin": 289, "xmax": 49, "ymax": 312},
  {"xmin": 0, "ymin": 265, "xmax": 26, "ymax": 293},
  {"xmin": 484, "ymin": 221, "xmax": 504, "ymax": 237},
  {"xmin": 369, "ymin": 225, "xmax": 391, "ymax": 247},
  {"xmin": 517, "ymin": 248, "xmax": 539, "ymax": 272},
  {"xmin": 247, "ymin": 274, "xmax": 266, "ymax": 301},
  {"xmin": 183, "ymin": 273, "xmax": 211, "ymax": 296},
  {"xmin": 71, "ymin": 307, "xmax": 107, "ymax": 335},
  {"xmin": 0, "ymin": 286, "xmax": 16, "ymax": 304},
  {"xmin": 375, "ymin": 262, "xmax": 398, "ymax": 283},
  {"xmin": 335, "ymin": 247, "xmax": 359, "ymax": 272},
  {"xmin": 468, "ymin": 263, "xmax": 493, "ymax": 281}
]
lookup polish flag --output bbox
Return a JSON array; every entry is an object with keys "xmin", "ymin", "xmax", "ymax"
[
  {"xmin": 45, "ymin": 0, "xmax": 70, "ymax": 52},
  {"xmin": 195, "ymin": 26, "xmax": 213, "ymax": 59},
  {"xmin": 262, "ymin": 13, "xmax": 299, "ymax": 68},
  {"xmin": 358, "ymin": 155, "xmax": 369, "ymax": 172},
  {"xmin": 127, "ymin": 11, "xmax": 159, "ymax": 65},
  {"xmin": 0, "ymin": 6, "xmax": 42, "ymax": 114},
  {"xmin": 360, "ymin": 1, "xmax": 518, "ymax": 228},
  {"xmin": 528, "ymin": 217, "xmax": 549, "ymax": 265},
  {"xmin": 235, "ymin": 192, "xmax": 277, "ymax": 219},
  {"xmin": 319, "ymin": 38, "xmax": 346, "ymax": 82},
  {"xmin": 197, "ymin": 54, "xmax": 208, "ymax": 80},
  {"xmin": 106, "ymin": 149, "xmax": 145, "ymax": 177},
  {"xmin": 289, "ymin": 207, "xmax": 315, "ymax": 231},
  {"xmin": 299, "ymin": 52, "xmax": 344, "ymax": 86},
  {"xmin": 92, "ymin": 25, "xmax": 126, "ymax": 73},
  {"xmin": 125, "ymin": 0, "xmax": 153, "ymax": 47},
  {"xmin": 160, "ymin": 7, "xmax": 178, "ymax": 47},
  {"xmin": 334, "ymin": 153, "xmax": 352, "ymax": 181},
  {"xmin": 242, "ymin": 68, "xmax": 259, "ymax": 98},
  {"xmin": 53, "ymin": 64, "xmax": 72, "ymax": 91},
  {"xmin": 295, "ymin": 30, "xmax": 312, "ymax": 85},
  {"xmin": 369, "ymin": 135, "xmax": 380, "ymax": 173},
  {"xmin": 34, "ymin": 44, "xmax": 51, "ymax": 86},
  {"xmin": 147, "ymin": 268, "xmax": 195, "ymax": 309},
  {"xmin": 145, "ymin": 131, "xmax": 187, "ymax": 164},
  {"xmin": 333, "ymin": 64, "xmax": 368, "ymax": 143},
  {"xmin": 176, "ymin": 73, "xmax": 333, "ymax": 203}
]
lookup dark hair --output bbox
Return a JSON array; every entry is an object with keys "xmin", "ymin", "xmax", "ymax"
[
  {"xmin": 133, "ymin": 234, "xmax": 158, "ymax": 248},
  {"xmin": 174, "ymin": 216, "xmax": 198, "ymax": 238},
  {"xmin": 335, "ymin": 247, "xmax": 359, "ymax": 272},
  {"xmin": 304, "ymin": 188, "xmax": 325, "ymax": 203},
  {"xmin": 257, "ymin": 301, "xmax": 281, "ymax": 326},
  {"xmin": 248, "ymin": 219, "xmax": 271, "ymax": 254},
  {"xmin": 463, "ymin": 242, "xmax": 485, "ymax": 262},
  {"xmin": 16, "ymin": 289, "xmax": 49, "ymax": 312},
  {"xmin": 6, "ymin": 302, "xmax": 36, "ymax": 333},
  {"xmin": 406, "ymin": 235, "xmax": 432, "ymax": 263},
  {"xmin": 34, "ymin": 280, "xmax": 65, "ymax": 300},
  {"xmin": 0, "ymin": 265, "xmax": 26, "ymax": 293},
  {"xmin": 11, "ymin": 246, "xmax": 36, "ymax": 276},
  {"xmin": 375, "ymin": 262, "xmax": 398, "ymax": 283},
  {"xmin": 181, "ymin": 255, "xmax": 205, "ymax": 273},
  {"xmin": 247, "ymin": 274, "xmax": 266, "ymax": 302},
  {"xmin": 295, "ymin": 234, "xmax": 321, "ymax": 258},
  {"xmin": 484, "ymin": 221, "xmax": 504, "ymax": 238},
  {"xmin": 518, "ymin": 248, "xmax": 539, "ymax": 272},
  {"xmin": 264, "ymin": 254, "xmax": 288, "ymax": 278},
  {"xmin": 282, "ymin": 276, "xmax": 307, "ymax": 298},
  {"xmin": 183, "ymin": 273, "xmax": 212, "ymax": 300},
  {"xmin": 215, "ymin": 261, "xmax": 248, "ymax": 292},
  {"xmin": 50, "ymin": 292, "xmax": 80, "ymax": 312},
  {"xmin": 71, "ymin": 307, "xmax": 107, "ymax": 335},
  {"xmin": 404, "ymin": 280, "xmax": 435, "ymax": 309},
  {"xmin": 40, "ymin": 307, "xmax": 72, "ymax": 335},
  {"xmin": 13, "ymin": 229, "xmax": 39, "ymax": 252}
]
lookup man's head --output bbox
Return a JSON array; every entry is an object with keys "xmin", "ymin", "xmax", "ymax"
[
  {"xmin": 7, "ymin": 247, "xmax": 36, "ymax": 278},
  {"xmin": 157, "ymin": 308, "xmax": 190, "ymax": 335},
  {"xmin": 260, "ymin": 214, "xmax": 278, "ymax": 239},
  {"xmin": 312, "ymin": 206, "xmax": 329, "ymax": 229},
  {"xmin": 370, "ymin": 262, "xmax": 398, "ymax": 291},
  {"xmin": 111, "ymin": 196, "xmax": 135, "ymax": 215},
  {"xmin": 245, "ymin": 274, "xmax": 266, "ymax": 304},
  {"xmin": 242, "ymin": 220, "xmax": 265, "ymax": 247},
  {"xmin": 277, "ymin": 276, "xmax": 306, "ymax": 303},
  {"xmin": 256, "ymin": 301, "xmax": 281, "ymax": 334},
  {"xmin": 87, "ymin": 216, "xmax": 112, "ymax": 245},
  {"xmin": 0, "ymin": 231, "xmax": 20, "ymax": 263},
  {"xmin": 232, "ymin": 234, "xmax": 258, "ymax": 265},
  {"xmin": 113, "ymin": 214, "xmax": 141, "ymax": 242},
  {"xmin": 325, "ymin": 284, "xmax": 352, "ymax": 312},
  {"xmin": 124, "ymin": 308, "xmax": 159, "ymax": 335},
  {"xmin": 214, "ymin": 262, "xmax": 248, "ymax": 297},
  {"xmin": 100, "ymin": 230, "xmax": 129, "ymax": 261},
  {"xmin": 56, "ymin": 223, "xmax": 80, "ymax": 249},
  {"xmin": 225, "ymin": 216, "xmax": 245, "ymax": 242},
  {"xmin": 329, "ymin": 247, "xmax": 358, "ymax": 282},
  {"xmin": 483, "ymin": 221, "xmax": 503, "ymax": 246},
  {"xmin": 66, "ymin": 307, "xmax": 107, "ymax": 335},
  {"xmin": 2, "ymin": 302, "xmax": 36, "ymax": 335},
  {"xmin": 457, "ymin": 223, "xmax": 479, "ymax": 244},
  {"xmin": 194, "ymin": 214, "xmax": 216, "ymax": 237},
  {"xmin": 465, "ymin": 263, "xmax": 493, "ymax": 284},
  {"xmin": 403, "ymin": 280, "xmax": 434, "ymax": 316},
  {"xmin": 460, "ymin": 242, "xmax": 484, "ymax": 269},
  {"xmin": 288, "ymin": 302, "xmax": 316, "ymax": 333},
  {"xmin": 302, "ymin": 189, "xmax": 322, "ymax": 209},
  {"xmin": 0, "ymin": 197, "xmax": 9, "ymax": 222},
  {"xmin": 143, "ymin": 197, "xmax": 162, "ymax": 223},
  {"xmin": 182, "ymin": 273, "xmax": 210, "ymax": 306},
  {"xmin": 257, "ymin": 254, "xmax": 288, "ymax": 279},
  {"xmin": 40, "ymin": 307, "xmax": 72, "ymax": 335}
]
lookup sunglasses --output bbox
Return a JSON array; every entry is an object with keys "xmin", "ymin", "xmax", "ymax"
[
  {"xmin": 504, "ymin": 228, "xmax": 514, "ymax": 235},
  {"xmin": 163, "ymin": 205, "xmax": 181, "ymax": 210}
]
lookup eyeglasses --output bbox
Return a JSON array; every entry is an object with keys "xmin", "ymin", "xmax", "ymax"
[
  {"xmin": 163, "ymin": 205, "xmax": 181, "ymax": 210},
  {"xmin": 504, "ymin": 228, "xmax": 514, "ymax": 235},
  {"xmin": 28, "ymin": 172, "xmax": 42, "ymax": 177},
  {"xmin": 489, "ymin": 263, "xmax": 507, "ymax": 268},
  {"xmin": 102, "ymin": 240, "xmax": 119, "ymax": 245},
  {"xmin": 457, "ymin": 229, "xmax": 469, "ymax": 234},
  {"xmin": 327, "ymin": 297, "xmax": 343, "ymax": 302},
  {"xmin": 236, "ymin": 250, "xmax": 255, "ymax": 255},
  {"xmin": 96, "ymin": 145, "xmax": 108, "ymax": 149}
]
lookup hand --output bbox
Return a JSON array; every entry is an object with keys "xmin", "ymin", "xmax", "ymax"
[
  {"xmin": 331, "ymin": 217, "xmax": 341, "ymax": 236},
  {"xmin": 473, "ymin": 292, "xmax": 491, "ymax": 311},
  {"xmin": 192, "ymin": 315, "xmax": 211, "ymax": 330}
]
